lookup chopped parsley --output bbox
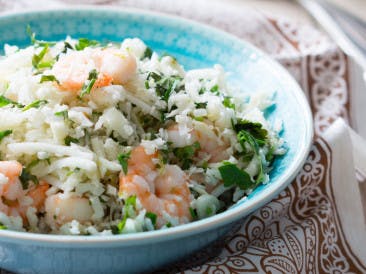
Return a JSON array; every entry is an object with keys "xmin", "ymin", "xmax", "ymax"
[
  {"xmin": 210, "ymin": 84, "xmax": 219, "ymax": 95},
  {"xmin": 64, "ymin": 136, "xmax": 79, "ymax": 146},
  {"xmin": 117, "ymin": 195, "xmax": 137, "ymax": 233},
  {"xmin": 173, "ymin": 141, "xmax": 200, "ymax": 170},
  {"xmin": 194, "ymin": 102, "xmax": 207, "ymax": 109},
  {"xmin": 0, "ymin": 130, "xmax": 12, "ymax": 143},
  {"xmin": 22, "ymin": 100, "xmax": 48, "ymax": 111},
  {"xmin": 189, "ymin": 207, "xmax": 197, "ymax": 219},
  {"xmin": 218, "ymin": 162, "xmax": 253, "ymax": 190},
  {"xmin": 32, "ymin": 44, "xmax": 49, "ymax": 69},
  {"xmin": 117, "ymin": 151, "xmax": 131, "ymax": 175},
  {"xmin": 234, "ymin": 119, "xmax": 268, "ymax": 146},
  {"xmin": 147, "ymin": 72, "xmax": 183, "ymax": 102},
  {"xmin": 237, "ymin": 130, "xmax": 265, "ymax": 183},
  {"xmin": 80, "ymin": 69, "xmax": 98, "ymax": 97},
  {"xmin": 146, "ymin": 212, "xmax": 157, "ymax": 227},
  {"xmin": 19, "ymin": 167, "xmax": 39, "ymax": 190},
  {"xmin": 142, "ymin": 47, "xmax": 153, "ymax": 59},
  {"xmin": 40, "ymin": 75, "xmax": 59, "ymax": 84},
  {"xmin": 26, "ymin": 25, "xmax": 56, "ymax": 47},
  {"xmin": 0, "ymin": 95, "xmax": 23, "ymax": 108},
  {"xmin": 0, "ymin": 223, "xmax": 6, "ymax": 230},
  {"xmin": 75, "ymin": 38, "xmax": 99, "ymax": 51},
  {"xmin": 54, "ymin": 110, "xmax": 68, "ymax": 120},
  {"xmin": 222, "ymin": 96, "xmax": 235, "ymax": 109}
]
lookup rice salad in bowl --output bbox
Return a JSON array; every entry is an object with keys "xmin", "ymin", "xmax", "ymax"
[{"xmin": 0, "ymin": 31, "xmax": 285, "ymax": 235}]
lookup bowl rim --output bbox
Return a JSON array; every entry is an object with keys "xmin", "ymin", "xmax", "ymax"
[{"xmin": 0, "ymin": 5, "xmax": 313, "ymax": 246}]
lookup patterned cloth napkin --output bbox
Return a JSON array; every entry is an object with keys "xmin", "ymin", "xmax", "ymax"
[{"xmin": 1, "ymin": 1, "xmax": 366, "ymax": 273}]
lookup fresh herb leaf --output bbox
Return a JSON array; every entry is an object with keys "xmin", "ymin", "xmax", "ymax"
[
  {"xmin": 54, "ymin": 110, "xmax": 68, "ymax": 120},
  {"xmin": 218, "ymin": 162, "xmax": 253, "ymax": 190},
  {"xmin": 210, "ymin": 84, "xmax": 219, "ymax": 95},
  {"xmin": 0, "ymin": 223, "xmax": 6, "ymax": 230},
  {"xmin": 142, "ymin": 47, "xmax": 153, "ymax": 59},
  {"xmin": 117, "ymin": 195, "xmax": 137, "ymax": 233},
  {"xmin": 195, "ymin": 102, "xmax": 207, "ymax": 109},
  {"xmin": 26, "ymin": 25, "xmax": 56, "ymax": 47},
  {"xmin": 80, "ymin": 69, "xmax": 98, "ymax": 97},
  {"xmin": 146, "ymin": 212, "xmax": 157, "ymax": 226},
  {"xmin": 37, "ymin": 60, "xmax": 55, "ymax": 69},
  {"xmin": 189, "ymin": 207, "xmax": 197, "ymax": 219},
  {"xmin": 166, "ymin": 222, "xmax": 172, "ymax": 228},
  {"xmin": 75, "ymin": 38, "xmax": 99, "ymax": 51},
  {"xmin": 0, "ymin": 130, "xmax": 12, "ymax": 143},
  {"xmin": 144, "ymin": 80, "xmax": 150, "ymax": 89},
  {"xmin": 64, "ymin": 136, "xmax": 79, "ymax": 146},
  {"xmin": 222, "ymin": 96, "xmax": 235, "ymax": 109},
  {"xmin": 147, "ymin": 72, "xmax": 183, "ymax": 102},
  {"xmin": 32, "ymin": 44, "xmax": 49, "ymax": 69},
  {"xmin": 40, "ymin": 75, "xmax": 59, "ymax": 84},
  {"xmin": 62, "ymin": 42, "xmax": 73, "ymax": 53},
  {"xmin": 237, "ymin": 130, "xmax": 265, "ymax": 183},
  {"xmin": 22, "ymin": 100, "xmax": 48, "ymax": 111},
  {"xmin": 26, "ymin": 25, "xmax": 36, "ymax": 44},
  {"xmin": 19, "ymin": 167, "xmax": 39, "ymax": 190},
  {"xmin": 0, "ymin": 95, "xmax": 23, "ymax": 108},
  {"xmin": 234, "ymin": 119, "xmax": 268, "ymax": 145},
  {"xmin": 118, "ymin": 152, "xmax": 131, "ymax": 175},
  {"xmin": 173, "ymin": 141, "xmax": 200, "ymax": 170}
]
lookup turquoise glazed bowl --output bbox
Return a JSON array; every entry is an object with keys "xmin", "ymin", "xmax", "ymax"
[{"xmin": 0, "ymin": 7, "xmax": 313, "ymax": 274}]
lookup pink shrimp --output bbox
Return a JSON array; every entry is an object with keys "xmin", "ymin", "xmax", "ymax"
[
  {"xmin": 0, "ymin": 161, "xmax": 49, "ymax": 224},
  {"xmin": 119, "ymin": 146, "xmax": 192, "ymax": 228},
  {"xmin": 51, "ymin": 47, "xmax": 137, "ymax": 93},
  {"xmin": 44, "ymin": 193, "xmax": 94, "ymax": 230},
  {"xmin": 167, "ymin": 122, "xmax": 230, "ymax": 163}
]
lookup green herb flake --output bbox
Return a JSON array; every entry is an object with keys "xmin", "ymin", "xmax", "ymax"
[
  {"xmin": 118, "ymin": 151, "xmax": 131, "ymax": 175},
  {"xmin": 64, "ymin": 136, "xmax": 79, "ymax": 146},
  {"xmin": 218, "ymin": 162, "xmax": 253, "ymax": 190},
  {"xmin": 32, "ymin": 44, "xmax": 49, "ymax": 69},
  {"xmin": 26, "ymin": 25, "xmax": 36, "ymax": 45},
  {"xmin": 75, "ymin": 38, "xmax": 99, "ymax": 51},
  {"xmin": 22, "ymin": 100, "xmax": 48, "ymax": 111},
  {"xmin": 117, "ymin": 195, "xmax": 137, "ymax": 233},
  {"xmin": 195, "ymin": 102, "xmax": 207, "ymax": 109},
  {"xmin": 173, "ymin": 141, "xmax": 200, "ymax": 170},
  {"xmin": 0, "ymin": 95, "xmax": 23, "ymax": 108},
  {"xmin": 142, "ymin": 47, "xmax": 153, "ymax": 59},
  {"xmin": 222, "ymin": 96, "xmax": 235, "ymax": 109},
  {"xmin": 40, "ymin": 75, "xmax": 59, "ymax": 84},
  {"xmin": 237, "ymin": 130, "xmax": 265, "ymax": 184},
  {"xmin": 54, "ymin": 110, "xmax": 68, "ymax": 120},
  {"xmin": 210, "ymin": 84, "xmax": 219, "ymax": 94},
  {"xmin": 189, "ymin": 207, "xmax": 197, "ymax": 219},
  {"xmin": 146, "ymin": 212, "xmax": 157, "ymax": 226},
  {"xmin": 0, "ymin": 130, "xmax": 12, "ymax": 143},
  {"xmin": 80, "ymin": 69, "xmax": 98, "ymax": 97},
  {"xmin": 166, "ymin": 222, "xmax": 172, "ymax": 228},
  {"xmin": 147, "ymin": 72, "xmax": 183, "ymax": 102},
  {"xmin": 19, "ymin": 167, "xmax": 39, "ymax": 190},
  {"xmin": 234, "ymin": 119, "xmax": 268, "ymax": 145},
  {"xmin": 0, "ymin": 224, "xmax": 7, "ymax": 230}
]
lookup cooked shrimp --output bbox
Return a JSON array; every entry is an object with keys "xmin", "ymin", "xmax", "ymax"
[
  {"xmin": 167, "ymin": 122, "xmax": 230, "ymax": 163},
  {"xmin": 51, "ymin": 47, "xmax": 137, "ymax": 92},
  {"xmin": 0, "ymin": 161, "xmax": 49, "ymax": 223},
  {"xmin": 119, "ymin": 146, "xmax": 192, "ymax": 228},
  {"xmin": 44, "ymin": 193, "xmax": 94, "ymax": 230}
]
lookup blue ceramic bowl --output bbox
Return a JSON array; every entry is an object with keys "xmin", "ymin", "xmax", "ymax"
[{"xmin": 0, "ymin": 7, "xmax": 313, "ymax": 274}]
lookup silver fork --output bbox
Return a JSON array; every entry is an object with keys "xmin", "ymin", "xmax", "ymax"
[{"xmin": 298, "ymin": 0, "xmax": 366, "ymax": 69}]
